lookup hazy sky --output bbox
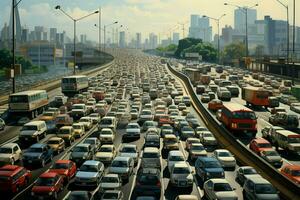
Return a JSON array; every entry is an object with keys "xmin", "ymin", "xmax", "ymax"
[{"xmin": 0, "ymin": 0, "xmax": 298, "ymax": 42}]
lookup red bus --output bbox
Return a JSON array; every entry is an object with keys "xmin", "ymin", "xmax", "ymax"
[{"xmin": 220, "ymin": 103, "xmax": 257, "ymax": 136}]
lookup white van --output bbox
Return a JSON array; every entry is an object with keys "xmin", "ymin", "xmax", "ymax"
[
  {"xmin": 19, "ymin": 121, "xmax": 47, "ymax": 143},
  {"xmin": 99, "ymin": 116, "xmax": 117, "ymax": 132}
]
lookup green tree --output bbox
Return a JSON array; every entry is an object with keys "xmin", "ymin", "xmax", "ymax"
[
  {"xmin": 0, "ymin": 49, "xmax": 12, "ymax": 70},
  {"xmin": 175, "ymin": 38, "xmax": 202, "ymax": 57},
  {"xmin": 182, "ymin": 42, "xmax": 217, "ymax": 62},
  {"xmin": 222, "ymin": 42, "xmax": 246, "ymax": 61},
  {"xmin": 156, "ymin": 44, "xmax": 177, "ymax": 52}
]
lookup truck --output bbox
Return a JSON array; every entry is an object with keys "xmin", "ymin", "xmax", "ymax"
[
  {"xmin": 200, "ymin": 74, "xmax": 211, "ymax": 85},
  {"xmin": 183, "ymin": 68, "xmax": 201, "ymax": 86},
  {"xmin": 242, "ymin": 86, "xmax": 270, "ymax": 108},
  {"xmin": 291, "ymin": 86, "xmax": 300, "ymax": 100}
]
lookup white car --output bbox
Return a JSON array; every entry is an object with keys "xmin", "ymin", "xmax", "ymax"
[
  {"xmin": 99, "ymin": 128, "xmax": 115, "ymax": 144},
  {"xmin": 95, "ymin": 145, "xmax": 116, "ymax": 164},
  {"xmin": 0, "ymin": 143, "xmax": 22, "ymax": 165},
  {"xmin": 118, "ymin": 144, "xmax": 139, "ymax": 164},
  {"xmin": 203, "ymin": 179, "xmax": 238, "ymax": 200},
  {"xmin": 178, "ymin": 103, "xmax": 187, "ymax": 111},
  {"xmin": 167, "ymin": 150, "xmax": 185, "ymax": 172},
  {"xmin": 125, "ymin": 123, "xmax": 141, "ymax": 139},
  {"xmin": 212, "ymin": 149, "xmax": 236, "ymax": 170},
  {"xmin": 188, "ymin": 143, "xmax": 207, "ymax": 161},
  {"xmin": 79, "ymin": 117, "xmax": 93, "ymax": 130},
  {"xmin": 89, "ymin": 113, "xmax": 101, "ymax": 124},
  {"xmin": 170, "ymin": 161, "xmax": 193, "ymax": 188},
  {"xmin": 100, "ymin": 174, "xmax": 122, "ymax": 192}
]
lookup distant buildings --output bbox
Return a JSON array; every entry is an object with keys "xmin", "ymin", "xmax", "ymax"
[
  {"xmin": 234, "ymin": 8, "xmax": 257, "ymax": 34},
  {"xmin": 136, "ymin": 33, "xmax": 142, "ymax": 49},
  {"xmin": 119, "ymin": 31, "xmax": 126, "ymax": 48},
  {"xmin": 188, "ymin": 14, "xmax": 212, "ymax": 42},
  {"xmin": 172, "ymin": 32, "xmax": 180, "ymax": 44}
]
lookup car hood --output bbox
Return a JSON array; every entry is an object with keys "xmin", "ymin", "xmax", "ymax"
[
  {"xmin": 49, "ymin": 169, "xmax": 68, "ymax": 175},
  {"xmin": 100, "ymin": 182, "xmax": 120, "ymax": 188},
  {"xmin": 71, "ymin": 152, "xmax": 88, "ymax": 158},
  {"xmin": 119, "ymin": 153, "xmax": 137, "ymax": 158},
  {"xmin": 172, "ymin": 173, "xmax": 193, "ymax": 180},
  {"xmin": 190, "ymin": 150, "xmax": 207, "ymax": 155},
  {"xmin": 126, "ymin": 128, "xmax": 140, "ymax": 133},
  {"xmin": 96, "ymin": 152, "xmax": 113, "ymax": 158},
  {"xmin": 32, "ymin": 186, "xmax": 55, "ymax": 193},
  {"xmin": 255, "ymin": 194, "xmax": 280, "ymax": 200},
  {"xmin": 205, "ymin": 168, "xmax": 224, "ymax": 173},
  {"xmin": 72, "ymin": 109, "xmax": 84, "ymax": 112},
  {"xmin": 215, "ymin": 191, "xmax": 238, "ymax": 199},
  {"xmin": 75, "ymin": 171, "xmax": 98, "ymax": 178},
  {"xmin": 109, "ymin": 167, "xmax": 129, "ymax": 173},
  {"xmin": 218, "ymin": 157, "xmax": 235, "ymax": 162},
  {"xmin": 20, "ymin": 130, "xmax": 38, "ymax": 136},
  {"xmin": 265, "ymin": 156, "xmax": 282, "ymax": 162}
]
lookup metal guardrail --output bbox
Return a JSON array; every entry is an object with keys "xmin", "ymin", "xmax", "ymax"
[
  {"xmin": 167, "ymin": 63, "xmax": 300, "ymax": 200},
  {"xmin": 0, "ymin": 58, "xmax": 115, "ymax": 106}
]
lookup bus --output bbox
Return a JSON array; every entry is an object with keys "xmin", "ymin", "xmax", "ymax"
[
  {"xmin": 61, "ymin": 75, "xmax": 88, "ymax": 96},
  {"xmin": 220, "ymin": 102, "xmax": 257, "ymax": 136},
  {"xmin": 9, "ymin": 90, "xmax": 49, "ymax": 119}
]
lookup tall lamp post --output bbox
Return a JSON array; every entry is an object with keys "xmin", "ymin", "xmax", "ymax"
[
  {"xmin": 224, "ymin": 3, "xmax": 258, "ymax": 57},
  {"xmin": 275, "ymin": 0, "xmax": 289, "ymax": 64},
  {"xmin": 203, "ymin": 14, "xmax": 226, "ymax": 64},
  {"xmin": 103, "ymin": 21, "xmax": 118, "ymax": 53},
  {"xmin": 55, "ymin": 5, "xmax": 99, "ymax": 74},
  {"xmin": 11, "ymin": 0, "xmax": 24, "ymax": 93}
]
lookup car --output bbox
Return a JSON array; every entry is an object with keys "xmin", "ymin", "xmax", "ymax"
[
  {"xmin": 65, "ymin": 191, "xmax": 95, "ymax": 200},
  {"xmin": 49, "ymin": 160, "xmax": 77, "ymax": 182},
  {"xmin": 188, "ymin": 143, "xmax": 207, "ymax": 161},
  {"xmin": 170, "ymin": 161, "xmax": 193, "ymax": 188},
  {"xmin": 124, "ymin": 123, "xmax": 141, "ymax": 140},
  {"xmin": 95, "ymin": 145, "xmax": 116, "ymax": 164},
  {"xmin": 249, "ymin": 138, "xmax": 273, "ymax": 155},
  {"xmin": 101, "ymin": 190, "xmax": 124, "ymax": 200},
  {"xmin": 0, "ymin": 118, "xmax": 5, "ymax": 130},
  {"xmin": 99, "ymin": 128, "xmax": 115, "ymax": 144},
  {"xmin": 201, "ymin": 93, "xmax": 211, "ymax": 103},
  {"xmin": 0, "ymin": 143, "xmax": 22, "ymax": 165},
  {"xmin": 89, "ymin": 113, "xmax": 101, "ymax": 124},
  {"xmin": 144, "ymin": 133, "xmax": 160, "ymax": 148},
  {"xmin": 130, "ymin": 109, "xmax": 139, "ymax": 119},
  {"xmin": 235, "ymin": 166, "xmax": 259, "ymax": 186},
  {"xmin": 109, "ymin": 156, "xmax": 134, "ymax": 181},
  {"xmin": 182, "ymin": 96, "xmax": 191, "ymax": 106},
  {"xmin": 118, "ymin": 144, "xmax": 139, "ymax": 164},
  {"xmin": 185, "ymin": 138, "xmax": 201, "ymax": 150},
  {"xmin": 269, "ymin": 112, "xmax": 299, "ymax": 129},
  {"xmin": 198, "ymin": 131, "xmax": 218, "ymax": 146},
  {"xmin": 19, "ymin": 121, "xmax": 47, "ymax": 144},
  {"xmin": 161, "ymin": 124, "xmax": 174, "ymax": 137},
  {"xmin": 280, "ymin": 164, "xmax": 300, "ymax": 184},
  {"xmin": 208, "ymin": 99, "xmax": 223, "ymax": 111},
  {"xmin": 70, "ymin": 143, "xmax": 94, "ymax": 166},
  {"xmin": 243, "ymin": 176, "xmax": 280, "ymax": 200},
  {"xmin": 138, "ymin": 109, "xmax": 154, "ymax": 125},
  {"xmin": 212, "ymin": 149, "xmax": 236, "ymax": 170},
  {"xmin": 180, "ymin": 126, "xmax": 195, "ymax": 140},
  {"xmin": 141, "ymin": 147, "xmax": 161, "ymax": 169},
  {"xmin": 100, "ymin": 174, "xmax": 122, "ymax": 192},
  {"xmin": 203, "ymin": 178, "xmax": 238, "ymax": 200},
  {"xmin": 73, "ymin": 123, "xmax": 86, "ymax": 138},
  {"xmin": 163, "ymin": 134, "xmax": 179, "ymax": 151},
  {"xmin": 0, "ymin": 165, "xmax": 32, "ymax": 193},
  {"xmin": 74, "ymin": 160, "xmax": 104, "ymax": 187},
  {"xmin": 270, "ymin": 107, "xmax": 286, "ymax": 115},
  {"xmin": 22, "ymin": 143, "xmax": 53, "ymax": 167},
  {"xmin": 83, "ymin": 137, "xmax": 101, "ymax": 154},
  {"xmin": 195, "ymin": 157, "xmax": 225, "ymax": 182},
  {"xmin": 57, "ymin": 126, "xmax": 76, "ymax": 146},
  {"xmin": 79, "ymin": 117, "xmax": 93, "ymax": 130},
  {"xmin": 31, "ymin": 172, "xmax": 63, "ymax": 199},
  {"xmin": 167, "ymin": 150, "xmax": 185, "ymax": 172},
  {"xmin": 46, "ymin": 137, "xmax": 65, "ymax": 154},
  {"xmin": 260, "ymin": 149, "xmax": 283, "ymax": 168},
  {"xmin": 142, "ymin": 121, "xmax": 158, "ymax": 132},
  {"xmin": 134, "ymin": 168, "xmax": 161, "ymax": 197},
  {"xmin": 178, "ymin": 103, "xmax": 186, "ymax": 111}
]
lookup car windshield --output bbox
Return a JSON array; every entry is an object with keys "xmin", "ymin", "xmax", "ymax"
[
  {"xmin": 102, "ymin": 176, "xmax": 119, "ymax": 183},
  {"xmin": 264, "ymin": 151, "xmax": 279, "ymax": 156},
  {"xmin": 27, "ymin": 147, "xmax": 43, "ymax": 153},
  {"xmin": 100, "ymin": 119, "xmax": 112, "ymax": 125},
  {"xmin": 111, "ymin": 160, "xmax": 128, "ymax": 167},
  {"xmin": 291, "ymin": 170, "xmax": 300, "ymax": 176},
  {"xmin": 143, "ymin": 152, "xmax": 159, "ymax": 158},
  {"xmin": 258, "ymin": 143, "xmax": 272, "ymax": 148},
  {"xmin": 100, "ymin": 147, "xmax": 112, "ymax": 152},
  {"xmin": 72, "ymin": 105, "xmax": 84, "ymax": 109},
  {"xmin": 36, "ymin": 177, "xmax": 56, "ymax": 186},
  {"xmin": 243, "ymin": 168, "xmax": 257, "ymax": 174},
  {"xmin": 68, "ymin": 192, "xmax": 89, "ymax": 200},
  {"xmin": 141, "ymin": 111, "xmax": 151, "ymax": 115},
  {"xmin": 43, "ymin": 112, "xmax": 54, "ymax": 117},
  {"xmin": 288, "ymin": 137, "xmax": 300, "ymax": 143},
  {"xmin": 51, "ymin": 163, "xmax": 68, "ymax": 169},
  {"xmin": 0, "ymin": 148, "xmax": 12, "ymax": 154},
  {"xmin": 47, "ymin": 140, "xmax": 60, "ymax": 144},
  {"xmin": 255, "ymin": 184, "xmax": 277, "ymax": 194},
  {"xmin": 169, "ymin": 155, "xmax": 184, "ymax": 161},
  {"xmin": 203, "ymin": 133, "xmax": 213, "ymax": 137},
  {"xmin": 232, "ymin": 111, "xmax": 256, "ymax": 120},
  {"xmin": 21, "ymin": 125, "xmax": 37, "ymax": 131},
  {"xmin": 80, "ymin": 164, "xmax": 98, "ymax": 172},
  {"xmin": 84, "ymin": 140, "xmax": 95, "ymax": 145},
  {"xmin": 173, "ymin": 167, "xmax": 190, "ymax": 174},
  {"xmin": 80, "ymin": 119, "xmax": 89, "ymax": 122},
  {"xmin": 73, "ymin": 125, "xmax": 82, "ymax": 129},
  {"xmin": 102, "ymin": 192, "xmax": 119, "ymax": 199},
  {"xmin": 204, "ymin": 161, "xmax": 221, "ymax": 168},
  {"xmin": 59, "ymin": 129, "xmax": 70, "ymax": 134},
  {"xmin": 191, "ymin": 145, "xmax": 205, "ymax": 151},
  {"xmin": 73, "ymin": 146, "xmax": 88, "ymax": 152},
  {"xmin": 146, "ymin": 135, "xmax": 159, "ymax": 141},
  {"xmin": 101, "ymin": 130, "xmax": 112, "ymax": 135},
  {"xmin": 120, "ymin": 147, "xmax": 136, "ymax": 153},
  {"xmin": 214, "ymin": 183, "xmax": 232, "ymax": 191},
  {"xmin": 138, "ymin": 174, "xmax": 159, "ymax": 184},
  {"xmin": 218, "ymin": 152, "xmax": 232, "ymax": 157},
  {"xmin": 127, "ymin": 124, "xmax": 139, "ymax": 129}
]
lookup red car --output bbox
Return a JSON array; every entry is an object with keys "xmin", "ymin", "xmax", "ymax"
[
  {"xmin": 31, "ymin": 172, "xmax": 64, "ymax": 199},
  {"xmin": 0, "ymin": 165, "xmax": 31, "ymax": 193},
  {"xmin": 249, "ymin": 138, "xmax": 273, "ymax": 155},
  {"xmin": 158, "ymin": 115, "xmax": 174, "ymax": 126},
  {"xmin": 48, "ymin": 160, "xmax": 76, "ymax": 182},
  {"xmin": 281, "ymin": 164, "xmax": 300, "ymax": 184}
]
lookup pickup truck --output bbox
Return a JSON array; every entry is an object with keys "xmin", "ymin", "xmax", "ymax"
[
  {"xmin": 22, "ymin": 143, "xmax": 53, "ymax": 167},
  {"xmin": 269, "ymin": 112, "xmax": 299, "ymax": 129}
]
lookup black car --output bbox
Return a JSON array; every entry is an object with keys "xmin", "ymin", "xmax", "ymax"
[
  {"xmin": 144, "ymin": 133, "xmax": 160, "ymax": 148},
  {"xmin": 133, "ymin": 168, "xmax": 161, "ymax": 198},
  {"xmin": 70, "ymin": 143, "xmax": 94, "ymax": 166}
]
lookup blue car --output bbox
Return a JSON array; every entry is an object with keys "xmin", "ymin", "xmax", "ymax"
[
  {"xmin": 22, "ymin": 143, "xmax": 54, "ymax": 167},
  {"xmin": 195, "ymin": 156, "xmax": 225, "ymax": 182}
]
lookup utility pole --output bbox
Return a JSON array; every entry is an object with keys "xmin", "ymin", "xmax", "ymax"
[{"xmin": 12, "ymin": 0, "xmax": 16, "ymax": 93}]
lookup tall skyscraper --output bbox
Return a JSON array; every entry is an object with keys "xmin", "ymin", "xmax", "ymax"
[
  {"xmin": 9, "ymin": 3, "xmax": 22, "ymax": 42},
  {"xmin": 188, "ymin": 14, "xmax": 212, "ymax": 42},
  {"xmin": 149, "ymin": 33, "xmax": 158, "ymax": 49},
  {"xmin": 136, "ymin": 33, "xmax": 141, "ymax": 49},
  {"xmin": 234, "ymin": 8, "xmax": 257, "ymax": 34},
  {"xmin": 119, "ymin": 31, "xmax": 126, "ymax": 48},
  {"xmin": 21, "ymin": 28, "xmax": 29, "ymax": 43},
  {"xmin": 80, "ymin": 34, "xmax": 87, "ymax": 44},
  {"xmin": 1, "ymin": 23, "xmax": 10, "ymax": 41},
  {"xmin": 50, "ymin": 28, "xmax": 57, "ymax": 43},
  {"xmin": 173, "ymin": 32, "xmax": 180, "ymax": 44}
]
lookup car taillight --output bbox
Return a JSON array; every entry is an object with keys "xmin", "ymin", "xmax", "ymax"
[{"xmin": 156, "ymin": 181, "xmax": 161, "ymax": 187}]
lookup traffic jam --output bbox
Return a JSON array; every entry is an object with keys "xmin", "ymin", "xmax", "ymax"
[{"xmin": 0, "ymin": 51, "xmax": 294, "ymax": 200}]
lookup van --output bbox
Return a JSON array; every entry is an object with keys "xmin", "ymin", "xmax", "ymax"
[
  {"xmin": 99, "ymin": 116, "xmax": 117, "ymax": 132},
  {"xmin": 19, "ymin": 121, "xmax": 47, "ymax": 143},
  {"xmin": 271, "ymin": 129, "xmax": 300, "ymax": 155}
]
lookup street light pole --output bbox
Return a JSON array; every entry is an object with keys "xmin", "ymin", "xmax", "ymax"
[
  {"xmin": 73, "ymin": 20, "xmax": 76, "ymax": 74},
  {"xmin": 103, "ymin": 21, "xmax": 118, "ymax": 53},
  {"xmin": 12, "ymin": 0, "xmax": 16, "ymax": 93}
]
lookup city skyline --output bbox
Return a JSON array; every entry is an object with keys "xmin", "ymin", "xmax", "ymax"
[{"xmin": 0, "ymin": 0, "xmax": 299, "ymax": 42}]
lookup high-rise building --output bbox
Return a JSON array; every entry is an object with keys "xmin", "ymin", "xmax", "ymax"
[
  {"xmin": 34, "ymin": 26, "xmax": 45, "ymax": 41},
  {"xmin": 9, "ymin": 4, "xmax": 22, "ymax": 42},
  {"xmin": 119, "ymin": 31, "xmax": 126, "ymax": 48},
  {"xmin": 0, "ymin": 23, "xmax": 10, "ymax": 41},
  {"xmin": 188, "ymin": 14, "xmax": 212, "ymax": 42},
  {"xmin": 221, "ymin": 25, "xmax": 233, "ymax": 47},
  {"xmin": 149, "ymin": 33, "xmax": 158, "ymax": 49},
  {"xmin": 80, "ymin": 34, "xmax": 87, "ymax": 44},
  {"xmin": 234, "ymin": 8, "xmax": 257, "ymax": 34},
  {"xmin": 50, "ymin": 28, "xmax": 57, "ymax": 43},
  {"xmin": 173, "ymin": 32, "xmax": 180, "ymax": 44},
  {"xmin": 136, "ymin": 33, "xmax": 141, "ymax": 49},
  {"xmin": 21, "ymin": 28, "xmax": 29, "ymax": 43}
]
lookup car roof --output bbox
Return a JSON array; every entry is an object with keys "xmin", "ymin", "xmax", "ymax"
[
  {"xmin": 55, "ymin": 160, "xmax": 71, "ymax": 164},
  {"xmin": 169, "ymin": 151, "xmax": 183, "ymax": 156},
  {"xmin": 24, "ymin": 121, "xmax": 45, "ymax": 126},
  {"xmin": 144, "ymin": 147, "xmax": 159, "ymax": 153},
  {"xmin": 1, "ymin": 143, "xmax": 18, "ymax": 148},
  {"xmin": 101, "ymin": 144, "xmax": 114, "ymax": 148},
  {"xmin": 48, "ymin": 137, "xmax": 63, "ymax": 141},
  {"xmin": 198, "ymin": 156, "xmax": 218, "ymax": 162},
  {"xmin": 103, "ymin": 173, "xmax": 119, "ymax": 178},
  {"xmin": 174, "ymin": 161, "xmax": 189, "ymax": 168},
  {"xmin": 209, "ymin": 178, "xmax": 230, "ymax": 184},
  {"xmin": 247, "ymin": 176, "xmax": 271, "ymax": 184},
  {"xmin": 40, "ymin": 172, "xmax": 58, "ymax": 178},
  {"xmin": 176, "ymin": 195, "xmax": 198, "ymax": 200},
  {"xmin": 0, "ymin": 165, "xmax": 23, "ymax": 176},
  {"xmin": 284, "ymin": 164, "xmax": 300, "ymax": 170},
  {"xmin": 30, "ymin": 143, "xmax": 46, "ymax": 148},
  {"xmin": 252, "ymin": 138, "xmax": 270, "ymax": 143},
  {"xmin": 82, "ymin": 160, "xmax": 100, "ymax": 166},
  {"xmin": 114, "ymin": 156, "xmax": 131, "ymax": 161},
  {"xmin": 76, "ymin": 143, "xmax": 91, "ymax": 147},
  {"xmin": 121, "ymin": 144, "xmax": 136, "ymax": 148}
]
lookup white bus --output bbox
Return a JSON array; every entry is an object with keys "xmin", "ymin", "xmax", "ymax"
[
  {"xmin": 9, "ymin": 90, "xmax": 49, "ymax": 119},
  {"xmin": 61, "ymin": 75, "xmax": 88, "ymax": 96}
]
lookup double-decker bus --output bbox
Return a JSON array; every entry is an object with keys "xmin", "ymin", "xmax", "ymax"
[
  {"xmin": 220, "ymin": 102, "xmax": 257, "ymax": 136},
  {"xmin": 61, "ymin": 75, "xmax": 88, "ymax": 96},
  {"xmin": 9, "ymin": 90, "xmax": 49, "ymax": 119}
]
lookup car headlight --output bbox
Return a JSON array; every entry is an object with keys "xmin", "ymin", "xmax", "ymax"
[
  {"xmin": 48, "ymin": 192, "xmax": 53, "ymax": 196},
  {"xmin": 82, "ymin": 156, "xmax": 87, "ymax": 159}
]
